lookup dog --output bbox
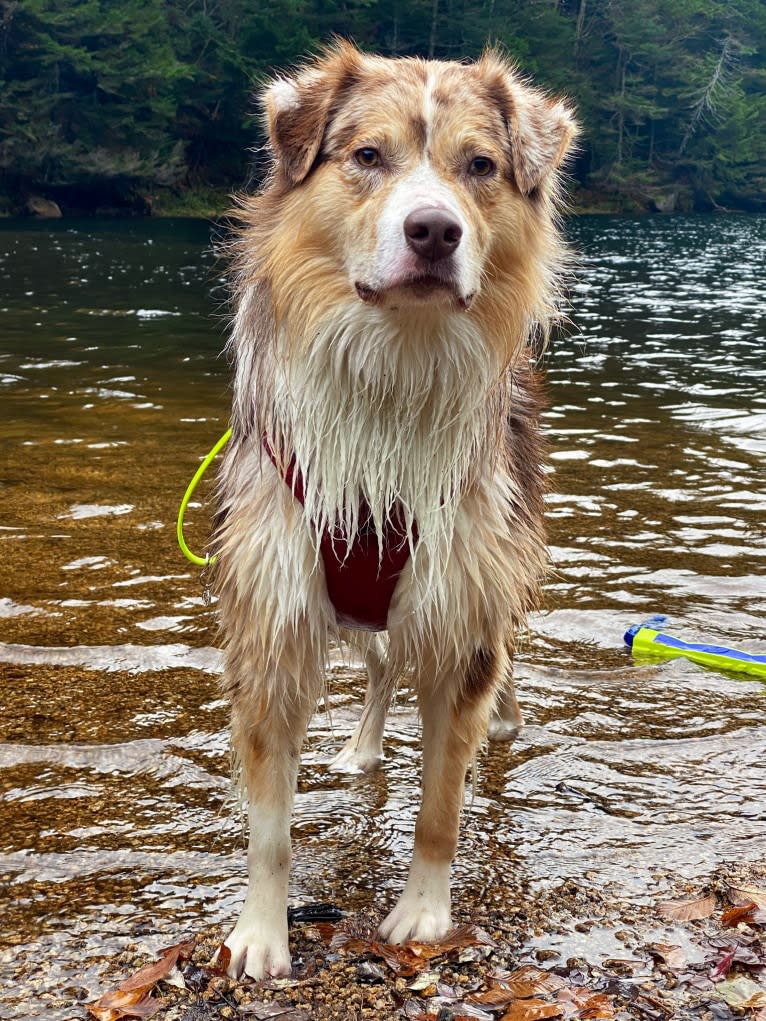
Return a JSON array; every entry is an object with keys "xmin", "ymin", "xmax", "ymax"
[{"xmin": 212, "ymin": 40, "xmax": 577, "ymax": 980}]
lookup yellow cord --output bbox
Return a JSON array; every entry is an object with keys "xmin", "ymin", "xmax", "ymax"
[{"xmin": 177, "ymin": 427, "xmax": 232, "ymax": 566}]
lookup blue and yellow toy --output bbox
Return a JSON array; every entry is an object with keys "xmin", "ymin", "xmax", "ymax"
[{"xmin": 625, "ymin": 615, "xmax": 766, "ymax": 679}]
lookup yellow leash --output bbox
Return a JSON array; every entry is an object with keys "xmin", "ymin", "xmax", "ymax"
[{"xmin": 176, "ymin": 428, "xmax": 232, "ymax": 567}]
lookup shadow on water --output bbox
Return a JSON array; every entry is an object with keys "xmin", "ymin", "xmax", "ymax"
[{"xmin": 1, "ymin": 215, "xmax": 765, "ymax": 1015}]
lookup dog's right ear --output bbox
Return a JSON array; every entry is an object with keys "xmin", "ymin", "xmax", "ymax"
[{"xmin": 262, "ymin": 41, "xmax": 362, "ymax": 186}]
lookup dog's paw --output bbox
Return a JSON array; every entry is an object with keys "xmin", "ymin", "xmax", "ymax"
[
  {"xmin": 487, "ymin": 717, "xmax": 522, "ymax": 742},
  {"xmin": 221, "ymin": 919, "xmax": 291, "ymax": 980},
  {"xmin": 378, "ymin": 897, "xmax": 452, "ymax": 945},
  {"xmin": 328, "ymin": 740, "xmax": 383, "ymax": 774}
]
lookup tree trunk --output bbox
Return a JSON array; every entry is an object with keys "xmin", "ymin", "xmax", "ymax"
[
  {"xmin": 574, "ymin": 0, "xmax": 586, "ymax": 57},
  {"xmin": 428, "ymin": 0, "xmax": 439, "ymax": 58},
  {"xmin": 616, "ymin": 56, "xmax": 626, "ymax": 167}
]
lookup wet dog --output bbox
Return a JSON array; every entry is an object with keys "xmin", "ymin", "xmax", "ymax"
[{"xmin": 213, "ymin": 41, "xmax": 577, "ymax": 979}]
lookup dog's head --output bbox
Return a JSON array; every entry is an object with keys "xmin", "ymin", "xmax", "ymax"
[{"xmin": 255, "ymin": 41, "xmax": 577, "ymax": 330}]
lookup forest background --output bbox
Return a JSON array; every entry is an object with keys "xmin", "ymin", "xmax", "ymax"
[{"xmin": 1, "ymin": 0, "xmax": 765, "ymax": 216}]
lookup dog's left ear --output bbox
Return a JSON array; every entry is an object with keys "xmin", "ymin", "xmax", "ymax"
[
  {"xmin": 481, "ymin": 55, "xmax": 578, "ymax": 195},
  {"xmin": 262, "ymin": 41, "xmax": 362, "ymax": 186}
]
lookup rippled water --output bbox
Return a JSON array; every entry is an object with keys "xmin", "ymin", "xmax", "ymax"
[{"xmin": 1, "ymin": 215, "xmax": 765, "ymax": 1016}]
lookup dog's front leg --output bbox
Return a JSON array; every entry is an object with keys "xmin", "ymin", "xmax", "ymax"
[
  {"xmin": 378, "ymin": 647, "xmax": 502, "ymax": 944},
  {"xmin": 224, "ymin": 645, "xmax": 321, "ymax": 980}
]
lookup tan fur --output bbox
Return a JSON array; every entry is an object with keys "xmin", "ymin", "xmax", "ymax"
[{"xmin": 213, "ymin": 41, "xmax": 577, "ymax": 980}]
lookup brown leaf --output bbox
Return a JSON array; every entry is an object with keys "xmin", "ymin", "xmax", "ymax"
[
  {"xmin": 468, "ymin": 984, "xmax": 517, "ymax": 1008},
  {"xmin": 209, "ymin": 941, "xmax": 232, "ymax": 976},
  {"xmin": 120, "ymin": 939, "xmax": 195, "ymax": 992},
  {"xmin": 501, "ymin": 997, "xmax": 565, "ymax": 1021},
  {"xmin": 504, "ymin": 966, "xmax": 567, "ymax": 998},
  {"xmin": 557, "ymin": 987, "xmax": 615, "ymax": 1019},
  {"xmin": 333, "ymin": 923, "xmax": 495, "ymax": 975},
  {"xmin": 648, "ymin": 943, "xmax": 690, "ymax": 970},
  {"xmin": 721, "ymin": 901, "xmax": 758, "ymax": 927},
  {"xmin": 87, "ymin": 989, "xmax": 160, "ymax": 1021},
  {"xmin": 658, "ymin": 893, "xmax": 716, "ymax": 921},
  {"xmin": 87, "ymin": 938, "xmax": 195, "ymax": 1020},
  {"xmin": 728, "ymin": 884, "xmax": 766, "ymax": 909}
]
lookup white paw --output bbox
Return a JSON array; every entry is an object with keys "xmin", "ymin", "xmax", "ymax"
[
  {"xmin": 328, "ymin": 740, "xmax": 383, "ymax": 774},
  {"xmin": 487, "ymin": 717, "xmax": 522, "ymax": 742},
  {"xmin": 222, "ymin": 917, "xmax": 291, "ymax": 980},
  {"xmin": 378, "ymin": 895, "xmax": 452, "ymax": 945}
]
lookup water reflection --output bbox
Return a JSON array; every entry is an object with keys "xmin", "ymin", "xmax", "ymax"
[{"xmin": 0, "ymin": 215, "xmax": 765, "ymax": 1011}]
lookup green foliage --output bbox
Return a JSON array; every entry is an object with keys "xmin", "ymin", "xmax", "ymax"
[{"xmin": 0, "ymin": 0, "xmax": 764, "ymax": 211}]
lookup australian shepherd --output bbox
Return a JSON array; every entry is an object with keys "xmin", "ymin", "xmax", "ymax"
[{"xmin": 213, "ymin": 41, "xmax": 577, "ymax": 979}]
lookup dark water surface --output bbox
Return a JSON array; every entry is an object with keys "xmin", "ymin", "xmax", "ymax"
[{"xmin": 1, "ymin": 216, "xmax": 765, "ymax": 1016}]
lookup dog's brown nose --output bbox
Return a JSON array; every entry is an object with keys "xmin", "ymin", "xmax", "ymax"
[{"xmin": 404, "ymin": 207, "xmax": 462, "ymax": 262}]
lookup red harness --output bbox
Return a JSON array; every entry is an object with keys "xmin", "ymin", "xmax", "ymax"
[{"xmin": 264, "ymin": 440, "xmax": 416, "ymax": 631}]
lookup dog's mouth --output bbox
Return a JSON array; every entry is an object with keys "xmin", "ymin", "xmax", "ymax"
[{"xmin": 355, "ymin": 277, "xmax": 474, "ymax": 312}]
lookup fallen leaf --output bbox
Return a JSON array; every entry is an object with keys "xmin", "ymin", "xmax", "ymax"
[
  {"xmin": 727, "ymin": 906, "xmax": 763, "ymax": 931},
  {"xmin": 408, "ymin": 970, "xmax": 442, "ymax": 992},
  {"xmin": 87, "ymin": 989, "xmax": 160, "ymax": 1021},
  {"xmin": 468, "ymin": 984, "xmax": 517, "ymax": 1008},
  {"xmin": 423, "ymin": 1000, "xmax": 496, "ymax": 1021},
  {"xmin": 501, "ymin": 997, "xmax": 565, "ymax": 1021},
  {"xmin": 88, "ymin": 939, "xmax": 195, "ymax": 1020},
  {"xmin": 505, "ymin": 966, "xmax": 567, "ymax": 998},
  {"xmin": 728, "ymin": 884, "xmax": 766, "ymax": 909},
  {"xmin": 239, "ymin": 1004, "xmax": 309, "ymax": 1019},
  {"xmin": 658, "ymin": 893, "xmax": 716, "ymax": 921},
  {"xmin": 209, "ymin": 942, "xmax": 231, "ymax": 976},
  {"xmin": 709, "ymin": 948, "xmax": 736, "ymax": 982},
  {"xmin": 120, "ymin": 939, "xmax": 195, "ymax": 992},
  {"xmin": 408, "ymin": 923, "xmax": 496, "ymax": 958},
  {"xmin": 332, "ymin": 923, "xmax": 495, "ymax": 975},
  {"xmin": 648, "ymin": 943, "xmax": 688, "ymax": 971},
  {"xmin": 578, "ymin": 994, "xmax": 615, "ymax": 1020},
  {"xmin": 557, "ymin": 988, "xmax": 615, "ymax": 1019},
  {"xmin": 715, "ymin": 976, "xmax": 766, "ymax": 1009}
]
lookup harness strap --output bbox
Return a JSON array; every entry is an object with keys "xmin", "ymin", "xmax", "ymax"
[{"xmin": 263, "ymin": 438, "xmax": 416, "ymax": 631}]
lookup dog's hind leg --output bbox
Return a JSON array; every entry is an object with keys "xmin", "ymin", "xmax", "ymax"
[
  {"xmin": 223, "ymin": 628, "xmax": 323, "ymax": 981},
  {"xmin": 378, "ymin": 643, "xmax": 505, "ymax": 944},
  {"xmin": 329, "ymin": 634, "xmax": 391, "ymax": 773},
  {"xmin": 487, "ymin": 657, "xmax": 523, "ymax": 742}
]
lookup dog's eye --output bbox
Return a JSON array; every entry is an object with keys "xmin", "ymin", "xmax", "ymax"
[
  {"xmin": 355, "ymin": 147, "xmax": 381, "ymax": 169},
  {"xmin": 469, "ymin": 156, "xmax": 495, "ymax": 177}
]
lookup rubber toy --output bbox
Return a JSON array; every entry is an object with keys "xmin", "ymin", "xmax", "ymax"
[{"xmin": 624, "ymin": 615, "xmax": 766, "ymax": 679}]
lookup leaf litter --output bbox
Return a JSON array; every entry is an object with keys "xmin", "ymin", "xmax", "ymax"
[{"xmin": 82, "ymin": 870, "xmax": 766, "ymax": 1021}]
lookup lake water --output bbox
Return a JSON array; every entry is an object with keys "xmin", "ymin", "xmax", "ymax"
[{"xmin": 1, "ymin": 215, "xmax": 765, "ymax": 1017}]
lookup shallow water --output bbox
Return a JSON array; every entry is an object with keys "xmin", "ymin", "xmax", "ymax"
[{"xmin": 1, "ymin": 215, "xmax": 765, "ymax": 1016}]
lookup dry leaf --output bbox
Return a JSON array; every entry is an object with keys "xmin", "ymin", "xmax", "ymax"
[
  {"xmin": 557, "ymin": 987, "xmax": 614, "ymax": 1019},
  {"xmin": 648, "ymin": 943, "xmax": 690, "ymax": 970},
  {"xmin": 715, "ymin": 976, "xmax": 766, "ymax": 1009},
  {"xmin": 239, "ymin": 1004, "xmax": 309, "ymax": 1019},
  {"xmin": 468, "ymin": 984, "xmax": 517, "ymax": 1009},
  {"xmin": 578, "ymin": 993, "xmax": 615, "ymax": 1019},
  {"xmin": 333, "ymin": 923, "xmax": 494, "ymax": 975},
  {"xmin": 505, "ymin": 966, "xmax": 567, "ymax": 998},
  {"xmin": 210, "ymin": 942, "xmax": 232, "ymax": 976},
  {"xmin": 119, "ymin": 939, "xmax": 195, "ymax": 992},
  {"xmin": 501, "ymin": 997, "xmax": 565, "ymax": 1021},
  {"xmin": 87, "ymin": 989, "xmax": 160, "ymax": 1021},
  {"xmin": 658, "ymin": 893, "xmax": 716, "ymax": 921},
  {"xmin": 728, "ymin": 884, "xmax": 766, "ymax": 909},
  {"xmin": 87, "ymin": 938, "xmax": 195, "ymax": 1020}
]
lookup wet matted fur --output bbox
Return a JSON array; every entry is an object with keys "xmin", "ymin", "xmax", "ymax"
[{"xmin": 212, "ymin": 41, "xmax": 577, "ymax": 980}]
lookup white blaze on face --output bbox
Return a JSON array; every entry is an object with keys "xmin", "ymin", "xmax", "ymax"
[{"xmin": 346, "ymin": 69, "xmax": 481, "ymax": 304}]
